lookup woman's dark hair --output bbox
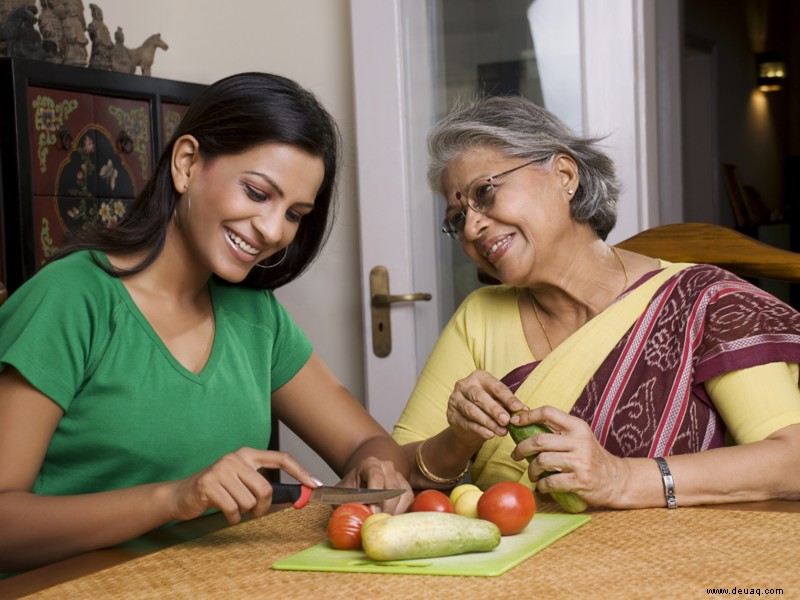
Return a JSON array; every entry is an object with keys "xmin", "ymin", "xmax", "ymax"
[
  {"xmin": 58, "ymin": 72, "xmax": 340, "ymax": 289},
  {"xmin": 428, "ymin": 95, "xmax": 619, "ymax": 240}
]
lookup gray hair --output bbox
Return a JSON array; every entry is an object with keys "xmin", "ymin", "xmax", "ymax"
[{"xmin": 427, "ymin": 95, "xmax": 620, "ymax": 240}]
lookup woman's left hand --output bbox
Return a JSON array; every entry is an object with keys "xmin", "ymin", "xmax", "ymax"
[
  {"xmin": 338, "ymin": 455, "xmax": 414, "ymax": 515},
  {"xmin": 510, "ymin": 405, "xmax": 630, "ymax": 508}
]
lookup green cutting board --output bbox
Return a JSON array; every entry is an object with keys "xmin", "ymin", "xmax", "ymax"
[{"xmin": 271, "ymin": 513, "xmax": 590, "ymax": 577}]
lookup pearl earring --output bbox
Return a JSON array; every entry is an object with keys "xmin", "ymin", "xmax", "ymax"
[{"xmin": 568, "ymin": 189, "xmax": 574, "ymax": 195}]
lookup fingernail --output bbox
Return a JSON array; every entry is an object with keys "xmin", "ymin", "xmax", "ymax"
[
  {"xmin": 310, "ymin": 477, "xmax": 324, "ymax": 487},
  {"xmin": 498, "ymin": 413, "xmax": 509, "ymax": 425}
]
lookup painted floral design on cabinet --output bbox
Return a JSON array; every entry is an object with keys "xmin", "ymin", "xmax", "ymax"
[{"xmin": 28, "ymin": 87, "xmax": 152, "ymax": 268}]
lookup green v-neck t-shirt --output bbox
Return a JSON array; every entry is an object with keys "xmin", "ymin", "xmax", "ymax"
[{"xmin": 0, "ymin": 251, "xmax": 312, "ymax": 496}]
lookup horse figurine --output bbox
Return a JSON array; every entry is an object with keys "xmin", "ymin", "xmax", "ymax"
[{"xmin": 129, "ymin": 33, "xmax": 168, "ymax": 76}]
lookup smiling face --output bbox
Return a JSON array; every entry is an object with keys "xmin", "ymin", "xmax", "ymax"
[
  {"xmin": 441, "ymin": 147, "xmax": 578, "ymax": 286},
  {"xmin": 174, "ymin": 140, "xmax": 325, "ymax": 283}
]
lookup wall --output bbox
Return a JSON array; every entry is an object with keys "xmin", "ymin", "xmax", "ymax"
[
  {"xmin": 684, "ymin": 0, "xmax": 792, "ymax": 219},
  {"xmin": 96, "ymin": 0, "xmax": 362, "ymax": 484}
]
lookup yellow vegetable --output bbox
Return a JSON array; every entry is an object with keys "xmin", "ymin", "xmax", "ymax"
[
  {"xmin": 453, "ymin": 489, "xmax": 482, "ymax": 518},
  {"xmin": 449, "ymin": 483, "xmax": 481, "ymax": 504},
  {"xmin": 361, "ymin": 512, "xmax": 500, "ymax": 561}
]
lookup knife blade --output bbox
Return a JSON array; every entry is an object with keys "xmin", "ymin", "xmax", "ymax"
[{"xmin": 271, "ymin": 482, "xmax": 405, "ymax": 509}]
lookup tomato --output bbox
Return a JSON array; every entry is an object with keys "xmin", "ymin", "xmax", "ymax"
[
  {"xmin": 477, "ymin": 482, "xmax": 536, "ymax": 536},
  {"xmin": 327, "ymin": 503, "xmax": 373, "ymax": 550},
  {"xmin": 410, "ymin": 489, "xmax": 455, "ymax": 513}
]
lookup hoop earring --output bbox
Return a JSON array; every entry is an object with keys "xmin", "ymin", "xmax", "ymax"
[
  {"xmin": 255, "ymin": 247, "xmax": 289, "ymax": 269},
  {"xmin": 173, "ymin": 195, "xmax": 191, "ymax": 230}
]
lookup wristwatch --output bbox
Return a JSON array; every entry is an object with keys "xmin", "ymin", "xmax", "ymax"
[{"xmin": 654, "ymin": 456, "xmax": 677, "ymax": 509}]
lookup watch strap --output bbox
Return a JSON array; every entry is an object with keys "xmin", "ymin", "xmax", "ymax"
[{"xmin": 654, "ymin": 456, "xmax": 677, "ymax": 509}]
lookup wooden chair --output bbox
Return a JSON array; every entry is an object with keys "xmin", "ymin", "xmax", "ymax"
[{"xmin": 615, "ymin": 222, "xmax": 800, "ymax": 283}]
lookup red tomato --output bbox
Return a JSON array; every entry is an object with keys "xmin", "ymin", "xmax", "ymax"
[
  {"xmin": 477, "ymin": 482, "xmax": 535, "ymax": 536},
  {"xmin": 410, "ymin": 489, "xmax": 455, "ymax": 513},
  {"xmin": 327, "ymin": 503, "xmax": 373, "ymax": 550}
]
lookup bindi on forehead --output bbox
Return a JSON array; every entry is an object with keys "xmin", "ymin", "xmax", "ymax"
[{"xmin": 455, "ymin": 191, "xmax": 462, "ymax": 200}]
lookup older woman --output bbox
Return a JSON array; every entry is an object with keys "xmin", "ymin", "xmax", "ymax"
[{"xmin": 392, "ymin": 95, "xmax": 800, "ymax": 510}]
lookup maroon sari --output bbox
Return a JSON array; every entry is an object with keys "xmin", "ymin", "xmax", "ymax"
[{"xmin": 501, "ymin": 265, "xmax": 800, "ymax": 457}]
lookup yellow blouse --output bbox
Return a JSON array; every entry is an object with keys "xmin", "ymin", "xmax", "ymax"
[{"xmin": 392, "ymin": 263, "xmax": 800, "ymax": 489}]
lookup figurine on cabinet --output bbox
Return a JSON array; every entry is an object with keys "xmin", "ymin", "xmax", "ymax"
[
  {"xmin": 0, "ymin": 0, "xmax": 30, "ymax": 57},
  {"xmin": 0, "ymin": 3, "xmax": 45, "ymax": 59},
  {"xmin": 110, "ymin": 26, "xmax": 133, "ymax": 73},
  {"xmin": 39, "ymin": 0, "xmax": 65, "ymax": 63},
  {"xmin": 60, "ymin": 1, "xmax": 87, "ymax": 66},
  {"xmin": 63, "ymin": 0, "xmax": 84, "ymax": 27},
  {"xmin": 130, "ymin": 32, "xmax": 167, "ymax": 76},
  {"xmin": 87, "ymin": 3, "xmax": 111, "ymax": 69}
]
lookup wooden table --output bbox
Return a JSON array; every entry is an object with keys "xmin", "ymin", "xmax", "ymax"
[{"xmin": 1, "ymin": 500, "xmax": 799, "ymax": 599}]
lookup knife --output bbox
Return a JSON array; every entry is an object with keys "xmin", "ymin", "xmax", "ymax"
[{"xmin": 271, "ymin": 483, "xmax": 405, "ymax": 509}]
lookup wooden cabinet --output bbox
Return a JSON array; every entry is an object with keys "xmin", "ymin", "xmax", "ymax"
[{"xmin": 0, "ymin": 57, "xmax": 205, "ymax": 294}]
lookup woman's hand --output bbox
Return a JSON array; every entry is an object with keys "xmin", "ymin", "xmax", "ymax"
[
  {"xmin": 510, "ymin": 406, "xmax": 630, "ymax": 508},
  {"xmin": 446, "ymin": 370, "xmax": 526, "ymax": 447},
  {"xmin": 168, "ymin": 447, "xmax": 322, "ymax": 524},
  {"xmin": 338, "ymin": 455, "xmax": 414, "ymax": 515}
]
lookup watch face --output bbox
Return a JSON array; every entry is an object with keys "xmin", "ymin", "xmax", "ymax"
[{"xmin": 654, "ymin": 457, "xmax": 677, "ymax": 508}]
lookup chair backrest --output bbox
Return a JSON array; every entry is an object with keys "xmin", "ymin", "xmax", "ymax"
[{"xmin": 615, "ymin": 222, "xmax": 800, "ymax": 283}]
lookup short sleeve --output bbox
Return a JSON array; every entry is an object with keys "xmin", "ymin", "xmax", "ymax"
[
  {"xmin": 704, "ymin": 362, "xmax": 800, "ymax": 444},
  {"xmin": 391, "ymin": 306, "xmax": 478, "ymax": 445},
  {"xmin": 264, "ymin": 291, "xmax": 313, "ymax": 391},
  {"xmin": 392, "ymin": 285, "xmax": 530, "ymax": 445},
  {"xmin": 0, "ymin": 256, "xmax": 109, "ymax": 408}
]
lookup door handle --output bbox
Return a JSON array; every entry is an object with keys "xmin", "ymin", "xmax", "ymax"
[
  {"xmin": 369, "ymin": 266, "xmax": 431, "ymax": 358},
  {"xmin": 372, "ymin": 292, "xmax": 431, "ymax": 306}
]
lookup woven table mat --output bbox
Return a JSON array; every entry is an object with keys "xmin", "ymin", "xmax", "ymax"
[{"xmin": 27, "ymin": 503, "xmax": 800, "ymax": 599}]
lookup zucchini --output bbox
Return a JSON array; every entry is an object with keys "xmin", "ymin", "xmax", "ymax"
[
  {"xmin": 508, "ymin": 420, "xmax": 588, "ymax": 514},
  {"xmin": 361, "ymin": 512, "xmax": 500, "ymax": 561}
]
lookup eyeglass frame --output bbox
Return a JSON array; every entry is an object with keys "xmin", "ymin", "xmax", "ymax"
[{"xmin": 440, "ymin": 155, "xmax": 552, "ymax": 239}]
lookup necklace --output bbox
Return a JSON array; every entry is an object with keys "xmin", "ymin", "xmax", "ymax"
[
  {"xmin": 529, "ymin": 293, "xmax": 553, "ymax": 352},
  {"xmin": 529, "ymin": 246, "xmax": 629, "ymax": 353},
  {"xmin": 611, "ymin": 246, "xmax": 629, "ymax": 293}
]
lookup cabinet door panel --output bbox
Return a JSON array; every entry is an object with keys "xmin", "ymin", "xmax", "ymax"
[
  {"xmin": 94, "ymin": 95, "xmax": 152, "ymax": 197},
  {"xmin": 32, "ymin": 196, "xmax": 61, "ymax": 269},
  {"xmin": 160, "ymin": 102, "xmax": 191, "ymax": 148},
  {"xmin": 28, "ymin": 86, "xmax": 96, "ymax": 197},
  {"xmin": 83, "ymin": 125, "xmax": 138, "ymax": 201},
  {"xmin": 33, "ymin": 195, "xmax": 135, "ymax": 270}
]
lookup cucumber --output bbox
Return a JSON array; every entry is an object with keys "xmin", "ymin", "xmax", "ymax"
[
  {"xmin": 361, "ymin": 512, "xmax": 500, "ymax": 561},
  {"xmin": 508, "ymin": 420, "xmax": 589, "ymax": 514}
]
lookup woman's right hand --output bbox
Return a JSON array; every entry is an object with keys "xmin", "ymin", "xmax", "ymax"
[
  {"xmin": 446, "ymin": 370, "xmax": 526, "ymax": 446},
  {"xmin": 167, "ymin": 447, "xmax": 321, "ymax": 524}
]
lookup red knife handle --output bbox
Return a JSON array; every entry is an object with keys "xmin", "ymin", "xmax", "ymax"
[{"xmin": 271, "ymin": 483, "xmax": 313, "ymax": 509}]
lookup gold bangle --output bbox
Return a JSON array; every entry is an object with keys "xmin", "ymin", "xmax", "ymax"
[{"xmin": 415, "ymin": 439, "xmax": 470, "ymax": 485}]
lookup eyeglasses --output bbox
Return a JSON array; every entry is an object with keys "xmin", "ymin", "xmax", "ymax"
[{"xmin": 440, "ymin": 157, "xmax": 549, "ymax": 239}]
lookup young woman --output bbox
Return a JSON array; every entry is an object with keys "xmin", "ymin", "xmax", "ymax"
[{"xmin": 0, "ymin": 72, "xmax": 412, "ymax": 574}]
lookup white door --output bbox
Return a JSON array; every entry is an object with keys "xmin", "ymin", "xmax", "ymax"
[{"xmin": 350, "ymin": 0, "xmax": 668, "ymax": 432}]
